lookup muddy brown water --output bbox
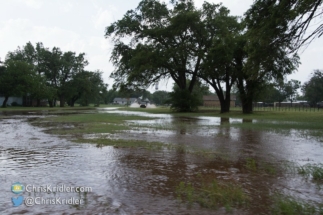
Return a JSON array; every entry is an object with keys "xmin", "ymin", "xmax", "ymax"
[{"xmin": 0, "ymin": 108, "xmax": 322, "ymax": 215}]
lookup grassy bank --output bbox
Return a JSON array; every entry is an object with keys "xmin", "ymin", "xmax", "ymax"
[
  {"xmin": 176, "ymin": 179, "xmax": 249, "ymax": 211},
  {"xmin": 25, "ymin": 106, "xmax": 323, "ymax": 141},
  {"xmin": 0, "ymin": 104, "xmax": 124, "ymax": 111},
  {"xmin": 271, "ymin": 194, "xmax": 323, "ymax": 215},
  {"xmin": 120, "ymin": 106, "xmax": 323, "ymax": 123},
  {"xmin": 23, "ymin": 107, "xmax": 323, "ymax": 214},
  {"xmin": 30, "ymin": 112, "xmax": 156, "ymax": 135},
  {"xmin": 117, "ymin": 107, "xmax": 323, "ymax": 139},
  {"xmin": 2, "ymin": 105, "xmax": 323, "ymax": 123}
]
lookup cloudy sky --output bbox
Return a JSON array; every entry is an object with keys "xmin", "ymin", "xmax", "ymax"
[{"xmin": 1, "ymin": 0, "xmax": 322, "ymax": 92}]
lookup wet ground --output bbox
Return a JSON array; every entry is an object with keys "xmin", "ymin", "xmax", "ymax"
[{"xmin": 0, "ymin": 108, "xmax": 322, "ymax": 214}]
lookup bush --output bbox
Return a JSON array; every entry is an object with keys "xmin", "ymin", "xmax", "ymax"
[
  {"xmin": 167, "ymin": 88, "xmax": 200, "ymax": 112},
  {"xmin": 11, "ymin": 102, "xmax": 20, "ymax": 106}
]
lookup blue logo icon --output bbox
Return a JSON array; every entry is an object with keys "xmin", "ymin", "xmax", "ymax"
[
  {"xmin": 11, "ymin": 182, "xmax": 24, "ymax": 194},
  {"xmin": 12, "ymin": 196, "xmax": 24, "ymax": 207}
]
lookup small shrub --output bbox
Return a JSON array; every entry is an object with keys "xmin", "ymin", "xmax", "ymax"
[
  {"xmin": 11, "ymin": 101, "xmax": 21, "ymax": 106},
  {"xmin": 245, "ymin": 158, "xmax": 257, "ymax": 171},
  {"xmin": 271, "ymin": 194, "xmax": 320, "ymax": 215},
  {"xmin": 297, "ymin": 164, "xmax": 323, "ymax": 180},
  {"xmin": 176, "ymin": 179, "xmax": 249, "ymax": 210},
  {"xmin": 167, "ymin": 88, "xmax": 200, "ymax": 112}
]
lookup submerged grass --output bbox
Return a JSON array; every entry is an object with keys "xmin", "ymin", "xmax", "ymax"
[
  {"xmin": 76, "ymin": 138, "xmax": 167, "ymax": 150},
  {"xmin": 176, "ymin": 178, "xmax": 249, "ymax": 210},
  {"xmin": 31, "ymin": 113, "xmax": 157, "ymax": 135},
  {"xmin": 121, "ymin": 107, "xmax": 323, "ymax": 124},
  {"xmin": 230, "ymin": 120, "xmax": 323, "ymax": 131},
  {"xmin": 75, "ymin": 137, "xmax": 230, "ymax": 160},
  {"xmin": 119, "ymin": 107, "xmax": 323, "ymax": 140},
  {"xmin": 271, "ymin": 194, "xmax": 323, "ymax": 215},
  {"xmin": 244, "ymin": 157, "xmax": 278, "ymax": 175},
  {"xmin": 297, "ymin": 164, "xmax": 323, "ymax": 181},
  {"xmin": 26, "ymin": 106, "xmax": 323, "ymax": 140},
  {"xmin": 49, "ymin": 113, "xmax": 154, "ymax": 124}
]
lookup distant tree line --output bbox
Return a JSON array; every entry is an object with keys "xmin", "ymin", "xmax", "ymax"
[
  {"xmin": 0, "ymin": 42, "xmax": 107, "ymax": 108},
  {"xmin": 105, "ymin": 0, "xmax": 322, "ymax": 113}
]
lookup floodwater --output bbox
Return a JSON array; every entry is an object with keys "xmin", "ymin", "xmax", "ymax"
[{"xmin": 0, "ymin": 108, "xmax": 322, "ymax": 215}]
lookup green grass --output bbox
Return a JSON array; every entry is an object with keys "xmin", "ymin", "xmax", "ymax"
[
  {"xmin": 8, "ymin": 105, "xmax": 322, "ymax": 135},
  {"xmin": 119, "ymin": 106, "xmax": 323, "ymax": 124},
  {"xmin": 0, "ymin": 106, "xmax": 95, "ymax": 111},
  {"xmin": 119, "ymin": 107, "xmax": 323, "ymax": 140},
  {"xmin": 31, "ymin": 113, "xmax": 157, "ymax": 135},
  {"xmin": 45, "ymin": 123, "xmax": 128, "ymax": 135},
  {"xmin": 49, "ymin": 113, "xmax": 154, "ymax": 124},
  {"xmin": 243, "ymin": 158, "xmax": 278, "ymax": 175},
  {"xmin": 30, "ymin": 111, "xmax": 233, "ymax": 159},
  {"xmin": 245, "ymin": 158, "xmax": 257, "ymax": 171},
  {"xmin": 176, "ymin": 179, "xmax": 249, "ymax": 210},
  {"xmin": 271, "ymin": 194, "xmax": 323, "ymax": 215},
  {"xmin": 297, "ymin": 164, "xmax": 323, "ymax": 181},
  {"xmin": 226, "ymin": 121, "xmax": 323, "ymax": 140},
  {"xmin": 75, "ymin": 137, "xmax": 231, "ymax": 160}
]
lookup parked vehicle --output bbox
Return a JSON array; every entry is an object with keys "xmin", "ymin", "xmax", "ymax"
[{"xmin": 317, "ymin": 101, "xmax": 323, "ymax": 108}]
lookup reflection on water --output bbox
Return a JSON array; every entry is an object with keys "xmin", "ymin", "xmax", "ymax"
[{"xmin": 0, "ymin": 109, "xmax": 322, "ymax": 214}]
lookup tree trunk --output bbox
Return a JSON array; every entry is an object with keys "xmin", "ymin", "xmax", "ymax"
[
  {"xmin": 48, "ymin": 99, "xmax": 54, "ymax": 107},
  {"xmin": 223, "ymin": 98, "xmax": 231, "ymax": 113},
  {"xmin": 70, "ymin": 95, "xmax": 80, "ymax": 107},
  {"xmin": 36, "ymin": 99, "xmax": 40, "ymax": 107},
  {"xmin": 1, "ymin": 96, "xmax": 9, "ymax": 108},
  {"xmin": 60, "ymin": 96, "xmax": 65, "ymax": 107},
  {"xmin": 70, "ymin": 98, "xmax": 77, "ymax": 107},
  {"xmin": 212, "ymin": 84, "xmax": 231, "ymax": 113},
  {"xmin": 218, "ymin": 97, "xmax": 231, "ymax": 113},
  {"xmin": 236, "ymin": 77, "xmax": 255, "ymax": 114},
  {"xmin": 223, "ymin": 90, "xmax": 232, "ymax": 113},
  {"xmin": 242, "ymin": 97, "xmax": 253, "ymax": 114}
]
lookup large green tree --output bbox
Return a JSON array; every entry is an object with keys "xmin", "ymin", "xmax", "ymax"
[
  {"xmin": 5, "ymin": 42, "xmax": 52, "ymax": 106},
  {"xmin": 41, "ymin": 47, "xmax": 88, "ymax": 107},
  {"xmin": 3, "ymin": 42, "xmax": 108, "ymax": 108},
  {"xmin": 302, "ymin": 70, "xmax": 323, "ymax": 106},
  {"xmin": 245, "ymin": 0, "xmax": 323, "ymax": 52},
  {"xmin": 57, "ymin": 51, "xmax": 88, "ymax": 107},
  {"xmin": 105, "ymin": 0, "xmax": 207, "ymax": 111},
  {"xmin": 234, "ymin": 2, "xmax": 302, "ymax": 113},
  {"xmin": 77, "ymin": 71, "xmax": 107, "ymax": 107},
  {"xmin": 197, "ymin": 3, "xmax": 242, "ymax": 113},
  {"xmin": 0, "ymin": 60, "xmax": 36, "ymax": 107},
  {"xmin": 167, "ymin": 79, "xmax": 209, "ymax": 111},
  {"xmin": 271, "ymin": 79, "xmax": 301, "ymax": 106}
]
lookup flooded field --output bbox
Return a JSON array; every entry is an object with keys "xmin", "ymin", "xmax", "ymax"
[{"xmin": 0, "ymin": 108, "xmax": 322, "ymax": 214}]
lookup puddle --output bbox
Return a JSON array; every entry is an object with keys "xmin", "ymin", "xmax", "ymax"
[{"xmin": 1, "ymin": 109, "xmax": 322, "ymax": 214}]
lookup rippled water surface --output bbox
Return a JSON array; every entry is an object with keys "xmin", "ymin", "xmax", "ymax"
[{"xmin": 1, "ymin": 108, "xmax": 322, "ymax": 214}]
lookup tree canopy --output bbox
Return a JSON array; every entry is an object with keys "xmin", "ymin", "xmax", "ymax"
[
  {"xmin": 1, "ymin": 42, "xmax": 108, "ymax": 107},
  {"xmin": 0, "ymin": 60, "xmax": 36, "ymax": 107},
  {"xmin": 302, "ymin": 70, "xmax": 323, "ymax": 106},
  {"xmin": 105, "ymin": 0, "xmax": 206, "ymax": 111},
  {"xmin": 245, "ymin": 0, "xmax": 323, "ymax": 52},
  {"xmin": 106, "ymin": 0, "xmax": 302, "ymax": 113}
]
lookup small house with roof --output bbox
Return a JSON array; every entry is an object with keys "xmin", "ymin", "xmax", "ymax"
[
  {"xmin": 113, "ymin": 97, "xmax": 137, "ymax": 105},
  {"xmin": 203, "ymin": 95, "xmax": 236, "ymax": 107}
]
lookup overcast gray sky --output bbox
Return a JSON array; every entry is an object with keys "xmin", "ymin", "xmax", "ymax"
[{"xmin": 1, "ymin": 0, "xmax": 322, "ymax": 92}]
